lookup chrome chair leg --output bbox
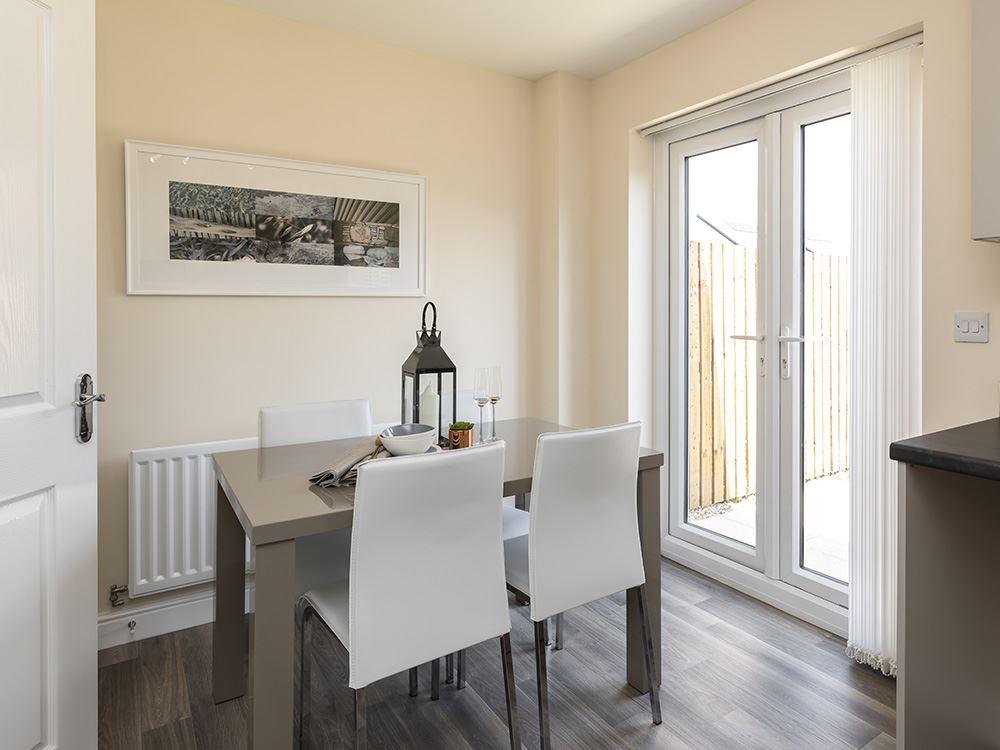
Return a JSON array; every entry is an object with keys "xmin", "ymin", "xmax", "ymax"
[
  {"xmin": 634, "ymin": 584, "xmax": 662, "ymax": 725},
  {"xmin": 446, "ymin": 652, "xmax": 454, "ymax": 684},
  {"xmin": 409, "ymin": 667, "xmax": 418, "ymax": 698},
  {"xmin": 533, "ymin": 619, "xmax": 551, "ymax": 750},
  {"xmin": 500, "ymin": 634, "xmax": 521, "ymax": 750},
  {"xmin": 553, "ymin": 612, "xmax": 564, "ymax": 651},
  {"xmin": 354, "ymin": 687, "xmax": 368, "ymax": 749},
  {"xmin": 431, "ymin": 658, "xmax": 441, "ymax": 701},
  {"xmin": 457, "ymin": 649, "xmax": 466, "ymax": 689}
]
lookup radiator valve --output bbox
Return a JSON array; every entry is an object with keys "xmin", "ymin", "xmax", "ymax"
[{"xmin": 109, "ymin": 584, "xmax": 128, "ymax": 608}]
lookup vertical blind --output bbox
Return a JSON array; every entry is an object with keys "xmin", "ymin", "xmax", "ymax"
[{"xmin": 846, "ymin": 45, "xmax": 922, "ymax": 676}]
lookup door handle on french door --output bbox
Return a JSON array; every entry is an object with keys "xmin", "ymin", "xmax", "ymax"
[
  {"xmin": 75, "ymin": 373, "xmax": 106, "ymax": 443},
  {"xmin": 778, "ymin": 329, "xmax": 831, "ymax": 379},
  {"xmin": 729, "ymin": 334, "xmax": 766, "ymax": 377}
]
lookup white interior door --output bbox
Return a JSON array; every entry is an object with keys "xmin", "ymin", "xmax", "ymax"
[{"xmin": 0, "ymin": 1, "xmax": 98, "ymax": 748}]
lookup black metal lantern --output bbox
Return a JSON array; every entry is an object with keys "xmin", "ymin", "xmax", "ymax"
[{"xmin": 401, "ymin": 301, "xmax": 456, "ymax": 446}]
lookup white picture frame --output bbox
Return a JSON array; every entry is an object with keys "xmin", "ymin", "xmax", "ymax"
[{"xmin": 125, "ymin": 140, "xmax": 426, "ymax": 296}]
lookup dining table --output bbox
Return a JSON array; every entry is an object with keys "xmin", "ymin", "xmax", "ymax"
[{"xmin": 211, "ymin": 416, "xmax": 664, "ymax": 749}]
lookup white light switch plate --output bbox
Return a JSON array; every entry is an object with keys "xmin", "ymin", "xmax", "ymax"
[{"xmin": 954, "ymin": 311, "xmax": 989, "ymax": 343}]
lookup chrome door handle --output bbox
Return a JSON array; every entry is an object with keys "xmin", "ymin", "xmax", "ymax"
[
  {"xmin": 74, "ymin": 392, "xmax": 107, "ymax": 408},
  {"xmin": 75, "ymin": 373, "xmax": 106, "ymax": 443},
  {"xmin": 779, "ymin": 329, "xmax": 832, "ymax": 379},
  {"xmin": 777, "ymin": 335, "xmax": 831, "ymax": 343}
]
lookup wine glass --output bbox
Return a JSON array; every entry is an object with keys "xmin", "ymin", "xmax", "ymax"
[
  {"xmin": 473, "ymin": 368, "xmax": 489, "ymax": 444},
  {"xmin": 487, "ymin": 365, "xmax": 502, "ymax": 442}
]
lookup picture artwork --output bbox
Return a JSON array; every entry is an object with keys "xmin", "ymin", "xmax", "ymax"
[{"xmin": 168, "ymin": 181, "xmax": 401, "ymax": 268}]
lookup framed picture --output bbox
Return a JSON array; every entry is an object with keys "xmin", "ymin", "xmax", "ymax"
[{"xmin": 125, "ymin": 140, "xmax": 426, "ymax": 296}]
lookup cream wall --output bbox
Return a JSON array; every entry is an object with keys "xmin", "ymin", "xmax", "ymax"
[
  {"xmin": 589, "ymin": 0, "xmax": 997, "ymax": 435},
  {"xmin": 96, "ymin": 0, "xmax": 535, "ymax": 612},
  {"xmin": 532, "ymin": 72, "xmax": 592, "ymax": 428}
]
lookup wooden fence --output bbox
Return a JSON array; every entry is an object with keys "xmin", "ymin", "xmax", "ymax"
[
  {"xmin": 687, "ymin": 241, "xmax": 848, "ymax": 509},
  {"xmin": 803, "ymin": 249, "xmax": 849, "ymax": 482}
]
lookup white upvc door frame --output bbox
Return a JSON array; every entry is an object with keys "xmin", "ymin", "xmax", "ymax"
[
  {"xmin": 654, "ymin": 73, "xmax": 852, "ymax": 635},
  {"xmin": 778, "ymin": 91, "xmax": 852, "ymax": 608},
  {"xmin": 664, "ymin": 117, "xmax": 778, "ymax": 575}
]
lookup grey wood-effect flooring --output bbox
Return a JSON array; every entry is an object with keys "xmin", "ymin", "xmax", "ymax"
[{"xmin": 98, "ymin": 559, "xmax": 896, "ymax": 749}]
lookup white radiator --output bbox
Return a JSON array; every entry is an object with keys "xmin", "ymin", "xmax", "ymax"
[{"xmin": 128, "ymin": 437, "xmax": 257, "ymax": 598}]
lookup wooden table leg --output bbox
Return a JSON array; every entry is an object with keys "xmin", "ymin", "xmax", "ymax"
[
  {"xmin": 214, "ymin": 481, "xmax": 247, "ymax": 703},
  {"xmin": 627, "ymin": 466, "xmax": 661, "ymax": 692},
  {"xmin": 249, "ymin": 539, "xmax": 297, "ymax": 750}
]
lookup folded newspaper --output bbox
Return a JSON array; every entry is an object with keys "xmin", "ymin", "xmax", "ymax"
[{"xmin": 309, "ymin": 436, "xmax": 387, "ymax": 488}]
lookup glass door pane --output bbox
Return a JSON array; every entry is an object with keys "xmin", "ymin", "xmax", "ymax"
[
  {"xmin": 800, "ymin": 114, "xmax": 851, "ymax": 583},
  {"xmin": 685, "ymin": 141, "xmax": 759, "ymax": 548}
]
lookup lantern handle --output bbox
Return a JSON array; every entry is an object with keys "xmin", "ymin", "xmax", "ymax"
[{"xmin": 421, "ymin": 301, "xmax": 437, "ymax": 333}]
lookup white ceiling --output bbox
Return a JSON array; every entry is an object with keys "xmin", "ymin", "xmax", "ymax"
[{"xmin": 224, "ymin": 0, "xmax": 753, "ymax": 80}]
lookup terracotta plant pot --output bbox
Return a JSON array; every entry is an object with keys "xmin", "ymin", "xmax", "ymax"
[{"xmin": 449, "ymin": 428, "xmax": 474, "ymax": 450}]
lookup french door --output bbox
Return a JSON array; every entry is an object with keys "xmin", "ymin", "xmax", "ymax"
[{"xmin": 662, "ymin": 80, "xmax": 851, "ymax": 609}]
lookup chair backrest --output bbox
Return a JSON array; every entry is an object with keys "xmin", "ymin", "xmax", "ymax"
[
  {"xmin": 527, "ymin": 422, "xmax": 644, "ymax": 621},
  {"xmin": 348, "ymin": 441, "xmax": 510, "ymax": 688},
  {"xmin": 258, "ymin": 399, "xmax": 372, "ymax": 448}
]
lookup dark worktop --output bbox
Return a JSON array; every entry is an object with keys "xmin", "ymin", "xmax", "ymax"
[{"xmin": 889, "ymin": 417, "xmax": 1000, "ymax": 481}]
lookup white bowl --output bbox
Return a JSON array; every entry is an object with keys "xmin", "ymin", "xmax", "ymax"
[{"xmin": 380, "ymin": 424, "xmax": 437, "ymax": 456}]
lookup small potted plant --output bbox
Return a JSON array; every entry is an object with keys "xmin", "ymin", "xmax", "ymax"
[{"xmin": 448, "ymin": 421, "xmax": 475, "ymax": 450}]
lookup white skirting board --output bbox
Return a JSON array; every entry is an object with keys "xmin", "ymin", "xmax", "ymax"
[{"xmin": 98, "ymin": 583, "xmax": 255, "ymax": 651}]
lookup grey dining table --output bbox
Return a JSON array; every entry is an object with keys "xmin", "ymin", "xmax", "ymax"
[{"xmin": 211, "ymin": 416, "xmax": 664, "ymax": 749}]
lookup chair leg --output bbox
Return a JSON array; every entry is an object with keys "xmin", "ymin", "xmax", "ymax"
[
  {"xmin": 533, "ymin": 620, "xmax": 551, "ymax": 750},
  {"xmin": 431, "ymin": 658, "xmax": 440, "ymax": 701},
  {"xmin": 354, "ymin": 687, "xmax": 367, "ymax": 750},
  {"xmin": 297, "ymin": 606, "xmax": 312, "ymax": 749},
  {"xmin": 409, "ymin": 667, "xmax": 418, "ymax": 698},
  {"xmin": 553, "ymin": 612, "xmax": 564, "ymax": 651},
  {"xmin": 499, "ymin": 634, "xmax": 522, "ymax": 750},
  {"xmin": 457, "ymin": 649, "xmax": 466, "ymax": 689},
  {"xmin": 446, "ymin": 652, "xmax": 454, "ymax": 684},
  {"xmin": 634, "ymin": 584, "xmax": 662, "ymax": 725}
]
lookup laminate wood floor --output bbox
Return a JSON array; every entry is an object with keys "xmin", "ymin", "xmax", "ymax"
[{"xmin": 98, "ymin": 559, "xmax": 895, "ymax": 749}]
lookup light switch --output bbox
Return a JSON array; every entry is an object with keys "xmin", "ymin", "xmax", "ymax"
[{"xmin": 955, "ymin": 311, "xmax": 989, "ymax": 343}]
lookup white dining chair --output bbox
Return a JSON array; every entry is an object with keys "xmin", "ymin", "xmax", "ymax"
[
  {"xmin": 259, "ymin": 398, "xmax": 373, "ymax": 448},
  {"xmin": 503, "ymin": 422, "xmax": 661, "ymax": 749},
  {"xmin": 502, "ymin": 504, "xmax": 530, "ymax": 540},
  {"xmin": 258, "ymin": 399, "xmax": 373, "ymax": 595},
  {"xmin": 296, "ymin": 441, "xmax": 520, "ymax": 749}
]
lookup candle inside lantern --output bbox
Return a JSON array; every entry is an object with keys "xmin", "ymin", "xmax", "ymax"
[{"xmin": 419, "ymin": 384, "xmax": 439, "ymax": 433}]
